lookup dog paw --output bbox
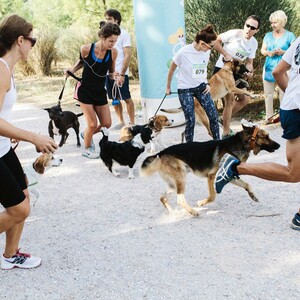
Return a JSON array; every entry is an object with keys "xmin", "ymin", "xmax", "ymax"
[
  {"xmin": 112, "ymin": 171, "xmax": 120, "ymax": 177},
  {"xmin": 128, "ymin": 175, "xmax": 135, "ymax": 179},
  {"xmin": 197, "ymin": 200, "xmax": 207, "ymax": 207}
]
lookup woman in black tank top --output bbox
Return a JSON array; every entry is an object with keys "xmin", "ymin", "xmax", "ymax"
[{"xmin": 66, "ymin": 23, "xmax": 121, "ymax": 158}]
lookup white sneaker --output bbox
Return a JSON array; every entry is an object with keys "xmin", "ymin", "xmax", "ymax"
[
  {"xmin": 82, "ymin": 146, "xmax": 99, "ymax": 159},
  {"xmin": 1, "ymin": 249, "xmax": 41, "ymax": 270},
  {"xmin": 80, "ymin": 132, "xmax": 95, "ymax": 150}
]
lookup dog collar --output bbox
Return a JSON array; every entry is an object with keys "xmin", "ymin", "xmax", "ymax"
[{"xmin": 250, "ymin": 126, "xmax": 259, "ymax": 150}]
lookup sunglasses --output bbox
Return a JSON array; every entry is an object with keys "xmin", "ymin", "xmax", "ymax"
[
  {"xmin": 202, "ymin": 41, "xmax": 215, "ymax": 49},
  {"xmin": 24, "ymin": 36, "xmax": 37, "ymax": 47},
  {"xmin": 245, "ymin": 24, "xmax": 257, "ymax": 31}
]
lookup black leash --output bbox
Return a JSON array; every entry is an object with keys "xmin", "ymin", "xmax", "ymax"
[
  {"xmin": 57, "ymin": 77, "xmax": 68, "ymax": 106},
  {"xmin": 152, "ymin": 92, "xmax": 178, "ymax": 118},
  {"xmin": 57, "ymin": 71, "xmax": 82, "ymax": 106}
]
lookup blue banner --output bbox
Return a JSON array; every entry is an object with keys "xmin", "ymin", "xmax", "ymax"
[{"xmin": 133, "ymin": 0, "xmax": 185, "ymax": 124}]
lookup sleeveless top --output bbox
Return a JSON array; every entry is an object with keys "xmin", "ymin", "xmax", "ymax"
[
  {"xmin": 0, "ymin": 58, "xmax": 17, "ymax": 157},
  {"xmin": 81, "ymin": 43, "xmax": 112, "ymax": 91}
]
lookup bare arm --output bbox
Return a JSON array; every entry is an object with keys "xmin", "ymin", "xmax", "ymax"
[
  {"xmin": 214, "ymin": 35, "xmax": 233, "ymax": 61},
  {"xmin": 261, "ymin": 41, "xmax": 274, "ymax": 57},
  {"xmin": 118, "ymin": 46, "xmax": 131, "ymax": 85},
  {"xmin": 273, "ymin": 59, "xmax": 290, "ymax": 92},
  {"xmin": 166, "ymin": 61, "xmax": 177, "ymax": 94},
  {"xmin": 0, "ymin": 63, "xmax": 57, "ymax": 153},
  {"xmin": 120, "ymin": 46, "xmax": 131, "ymax": 75}
]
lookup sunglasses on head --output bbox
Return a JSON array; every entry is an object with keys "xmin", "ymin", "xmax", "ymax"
[
  {"xmin": 245, "ymin": 24, "xmax": 257, "ymax": 31},
  {"xmin": 24, "ymin": 36, "xmax": 37, "ymax": 47}
]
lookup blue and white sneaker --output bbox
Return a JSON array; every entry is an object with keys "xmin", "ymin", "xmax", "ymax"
[
  {"xmin": 215, "ymin": 153, "xmax": 240, "ymax": 193},
  {"xmin": 80, "ymin": 132, "xmax": 95, "ymax": 150},
  {"xmin": 82, "ymin": 146, "xmax": 99, "ymax": 159},
  {"xmin": 291, "ymin": 213, "xmax": 300, "ymax": 230}
]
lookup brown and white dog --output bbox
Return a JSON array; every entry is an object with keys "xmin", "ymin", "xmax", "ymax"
[
  {"xmin": 23, "ymin": 154, "xmax": 63, "ymax": 198},
  {"xmin": 161, "ymin": 60, "xmax": 257, "ymax": 140},
  {"xmin": 119, "ymin": 115, "xmax": 173, "ymax": 153},
  {"xmin": 140, "ymin": 120, "xmax": 280, "ymax": 216}
]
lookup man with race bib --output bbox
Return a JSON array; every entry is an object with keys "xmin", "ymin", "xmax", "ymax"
[{"xmin": 214, "ymin": 15, "xmax": 260, "ymax": 138}]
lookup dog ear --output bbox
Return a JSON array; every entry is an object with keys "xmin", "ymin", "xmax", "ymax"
[
  {"xmin": 33, "ymin": 158, "xmax": 45, "ymax": 174},
  {"xmin": 153, "ymin": 118, "xmax": 163, "ymax": 130},
  {"xmin": 44, "ymin": 108, "xmax": 50, "ymax": 112}
]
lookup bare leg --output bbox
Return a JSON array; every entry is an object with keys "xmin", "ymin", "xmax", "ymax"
[
  {"xmin": 124, "ymin": 98, "xmax": 135, "ymax": 125},
  {"xmin": 113, "ymin": 103, "xmax": 125, "ymax": 126},
  {"xmin": 80, "ymin": 103, "xmax": 98, "ymax": 148},
  {"xmin": 232, "ymin": 94, "xmax": 250, "ymax": 114},
  {"xmin": 0, "ymin": 195, "xmax": 30, "ymax": 257},
  {"xmin": 237, "ymin": 137, "xmax": 300, "ymax": 182},
  {"xmin": 222, "ymin": 93, "xmax": 235, "ymax": 136}
]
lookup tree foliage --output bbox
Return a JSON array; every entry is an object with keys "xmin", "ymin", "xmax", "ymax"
[{"xmin": 185, "ymin": 0, "xmax": 299, "ymax": 91}]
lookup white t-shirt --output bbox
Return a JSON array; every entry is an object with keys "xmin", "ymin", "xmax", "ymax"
[
  {"xmin": 0, "ymin": 58, "xmax": 17, "ymax": 157},
  {"xmin": 173, "ymin": 43, "xmax": 210, "ymax": 89},
  {"xmin": 215, "ymin": 29, "xmax": 258, "ymax": 68},
  {"xmin": 281, "ymin": 37, "xmax": 300, "ymax": 110},
  {"xmin": 115, "ymin": 27, "xmax": 131, "ymax": 75}
]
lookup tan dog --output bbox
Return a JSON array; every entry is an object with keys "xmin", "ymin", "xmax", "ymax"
[
  {"xmin": 141, "ymin": 121, "xmax": 280, "ymax": 216},
  {"xmin": 162, "ymin": 60, "xmax": 256, "ymax": 140},
  {"xmin": 119, "ymin": 115, "xmax": 173, "ymax": 153}
]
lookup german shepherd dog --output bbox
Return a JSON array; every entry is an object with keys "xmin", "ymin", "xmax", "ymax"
[
  {"xmin": 161, "ymin": 60, "xmax": 257, "ymax": 139},
  {"xmin": 140, "ymin": 121, "xmax": 280, "ymax": 216}
]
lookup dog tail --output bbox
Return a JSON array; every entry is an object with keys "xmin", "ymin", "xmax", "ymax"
[
  {"xmin": 160, "ymin": 107, "xmax": 183, "ymax": 114},
  {"xmin": 140, "ymin": 154, "xmax": 161, "ymax": 177},
  {"xmin": 77, "ymin": 113, "xmax": 84, "ymax": 117}
]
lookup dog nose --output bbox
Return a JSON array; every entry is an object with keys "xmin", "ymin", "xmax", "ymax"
[{"xmin": 60, "ymin": 159, "xmax": 63, "ymax": 162}]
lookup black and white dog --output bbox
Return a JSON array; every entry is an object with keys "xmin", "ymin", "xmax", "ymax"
[{"xmin": 99, "ymin": 127, "xmax": 153, "ymax": 179}]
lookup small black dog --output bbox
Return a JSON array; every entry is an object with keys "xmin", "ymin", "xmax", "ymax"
[
  {"xmin": 99, "ymin": 127, "xmax": 153, "ymax": 179},
  {"xmin": 44, "ymin": 105, "xmax": 83, "ymax": 147}
]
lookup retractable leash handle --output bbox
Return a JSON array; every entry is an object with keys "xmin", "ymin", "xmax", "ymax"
[{"xmin": 66, "ymin": 70, "xmax": 82, "ymax": 82}]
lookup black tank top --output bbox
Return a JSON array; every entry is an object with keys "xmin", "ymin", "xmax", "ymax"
[{"xmin": 81, "ymin": 43, "xmax": 112, "ymax": 91}]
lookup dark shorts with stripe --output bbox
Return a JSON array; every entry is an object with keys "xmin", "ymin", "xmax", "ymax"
[
  {"xmin": 0, "ymin": 148, "xmax": 26, "ymax": 208},
  {"xmin": 106, "ymin": 75, "xmax": 131, "ymax": 100},
  {"xmin": 280, "ymin": 108, "xmax": 300, "ymax": 140}
]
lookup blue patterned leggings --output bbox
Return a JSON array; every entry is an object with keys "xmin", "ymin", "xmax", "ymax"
[{"xmin": 178, "ymin": 83, "xmax": 220, "ymax": 142}]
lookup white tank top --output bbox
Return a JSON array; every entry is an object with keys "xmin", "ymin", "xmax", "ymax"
[{"xmin": 0, "ymin": 58, "xmax": 17, "ymax": 157}]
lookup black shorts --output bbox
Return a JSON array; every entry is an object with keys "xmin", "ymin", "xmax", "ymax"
[
  {"xmin": 106, "ymin": 75, "xmax": 131, "ymax": 100},
  {"xmin": 280, "ymin": 109, "xmax": 300, "ymax": 140},
  {"xmin": 77, "ymin": 84, "xmax": 108, "ymax": 106},
  {"xmin": 0, "ymin": 148, "xmax": 26, "ymax": 208}
]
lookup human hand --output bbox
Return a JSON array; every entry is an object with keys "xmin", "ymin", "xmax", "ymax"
[
  {"xmin": 166, "ymin": 88, "xmax": 171, "ymax": 95},
  {"xmin": 268, "ymin": 51, "xmax": 275, "ymax": 57},
  {"xmin": 273, "ymin": 48, "xmax": 284, "ymax": 56},
  {"xmin": 34, "ymin": 134, "xmax": 58, "ymax": 154},
  {"xmin": 203, "ymin": 84, "xmax": 210, "ymax": 94},
  {"xmin": 244, "ymin": 71, "xmax": 253, "ymax": 78},
  {"xmin": 223, "ymin": 54, "xmax": 233, "ymax": 62}
]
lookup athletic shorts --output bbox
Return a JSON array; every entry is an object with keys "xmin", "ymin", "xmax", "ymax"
[
  {"xmin": 0, "ymin": 148, "xmax": 26, "ymax": 208},
  {"xmin": 106, "ymin": 75, "xmax": 131, "ymax": 100},
  {"xmin": 280, "ymin": 109, "xmax": 300, "ymax": 140},
  {"xmin": 77, "ymin": 85, "xmax": 108, "ymax": 106}
]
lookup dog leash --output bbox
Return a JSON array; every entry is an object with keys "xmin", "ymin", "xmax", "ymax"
[
  {"xmin": 112, "ymin": 81, "xmax": 123, "ymax": 106},
  {"xmin": 57, "ymin": 77, "xmax": 68, "ymax": 106},
  {"xmin": 152, "ymin": 92, "xmax": 178, "ymax": 117}
]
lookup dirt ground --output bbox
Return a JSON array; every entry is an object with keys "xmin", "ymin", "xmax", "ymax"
[{"xmin": 0, "ymin": 79, "xmax": 299, "ymax": 299}]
